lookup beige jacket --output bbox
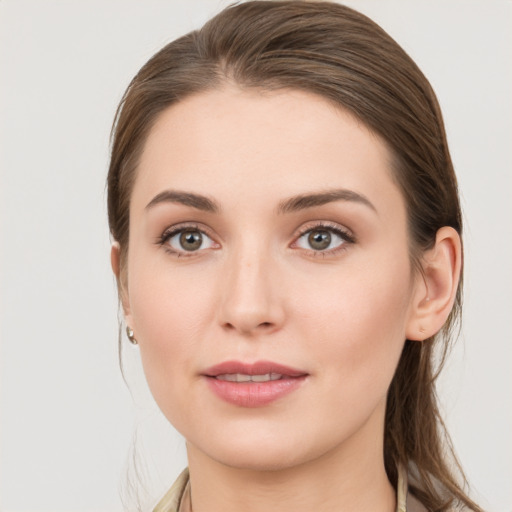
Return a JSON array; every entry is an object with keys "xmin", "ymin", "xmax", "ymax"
[{"xmin": 152, "ymin": 465, "xmax": 427, "ymax": 512}]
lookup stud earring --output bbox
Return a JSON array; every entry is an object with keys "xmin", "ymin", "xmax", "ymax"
[{"xmin": 126, "ymin": 326, "xmax": 138, "ymax": 345}]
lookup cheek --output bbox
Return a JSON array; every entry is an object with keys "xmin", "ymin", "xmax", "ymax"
[
  {"xmin": 127, "ymin": 262, "xmax": 216, "ymax": 403},
  {"xmin": 294, "ymin": 257, "xmax": 412, "ymax": 397}
]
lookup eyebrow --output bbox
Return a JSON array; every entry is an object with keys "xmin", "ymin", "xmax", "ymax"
[
  {"xmin": 277, "ymin": 189, "xmax": 377, "ymax": 214},
  {"xmin": 144, "ymin": 188, "xmax": 376, "ymax": 215},
  {"xmin": 145, "ymin": 190, "xmax": 220, "ymax": 213}
]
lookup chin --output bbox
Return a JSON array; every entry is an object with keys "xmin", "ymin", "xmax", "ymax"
[
  {"xmin": 187, "ymin": 425, "xmax": 341, "ymax": 473},
  {"xmin": 210, "ymin": 445, "xmax": 307, "ymax": 472}
]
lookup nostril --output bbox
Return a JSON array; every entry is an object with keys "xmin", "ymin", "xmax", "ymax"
[{"xmin": 222, "ymin": 320, "xmax": 275, "ymax": 334}]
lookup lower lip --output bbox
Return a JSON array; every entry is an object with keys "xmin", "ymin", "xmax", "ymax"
[{"xmin": 205, "ymin": 376, "xmax": 307, "ymax": 407}]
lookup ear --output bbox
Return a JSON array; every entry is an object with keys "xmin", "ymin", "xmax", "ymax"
[
  {"xmin": 406, "ymin": 227, "xmax": 462, "ymax": 341},
  {"xmin": 110, "ymin": 241, "xmax": 133, "ymax": 325}
]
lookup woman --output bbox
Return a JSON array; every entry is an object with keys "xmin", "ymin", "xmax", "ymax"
[{"xmin": 107, "ymin": 2, "xmax": 482, "ymax": 511}]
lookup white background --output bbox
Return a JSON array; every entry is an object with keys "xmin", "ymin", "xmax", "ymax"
[{"xmin": 1, "ymin": 1, "xmax": 511, "ymax": 511}]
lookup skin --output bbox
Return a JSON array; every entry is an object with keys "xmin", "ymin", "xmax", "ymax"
[{"xmin": 112, "ymin": 86, "xmax": 461, "ymax": 512}]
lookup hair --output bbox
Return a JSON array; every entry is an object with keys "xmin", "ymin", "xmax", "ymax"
[{"xmin": 107, "ymin": 2, "xmax": 481, "ymax": 510}]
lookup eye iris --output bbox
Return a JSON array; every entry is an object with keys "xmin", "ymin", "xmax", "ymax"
[
  {"xmin": 179, "ymin": 230, "xmax": 202, "ymax": 251},
  {"xmin": 308, "ymin": 230, "xmax": 331, "ymax": 250}
]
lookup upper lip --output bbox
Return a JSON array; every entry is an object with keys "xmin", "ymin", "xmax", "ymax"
[{"xmin": 202, "ymin": 360, "xmax": 308, "ymax": 378}]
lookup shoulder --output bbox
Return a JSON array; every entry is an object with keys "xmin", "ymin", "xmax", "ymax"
[{"xmin": 152, "ymin": 468, "xmax": 190, "ymax": 512}]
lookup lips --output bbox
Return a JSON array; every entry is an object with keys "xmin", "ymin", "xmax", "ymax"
[
  {"xmin": 204, "ymin": 360, "xmax": 307, "ymax": 378},
  {"xmin": 202, "ymin": 360, "xmax": 308, "ymax": 407}
]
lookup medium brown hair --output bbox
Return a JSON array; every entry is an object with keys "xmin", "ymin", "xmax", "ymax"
[{"xmin": 108, "ymin": 2, "xmax": 480, "ymax": 510}]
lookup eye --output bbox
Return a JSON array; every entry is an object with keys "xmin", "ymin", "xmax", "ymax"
[
  {"xmin": 162, "ymin": 227, "xmax": 217, "ymax": 254},
  {"xmin": 294, "ymin": 224, "xmax": 354, "ymax": 253}
]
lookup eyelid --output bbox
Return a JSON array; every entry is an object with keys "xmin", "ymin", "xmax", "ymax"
[{"xmin": 294, "ymin": 221, "xmax": 355, "ymax": 240}]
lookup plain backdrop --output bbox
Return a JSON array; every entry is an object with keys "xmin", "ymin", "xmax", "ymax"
[{"xmin": 1, "ymin": 1, "xmax": 511, "ymax": 511}]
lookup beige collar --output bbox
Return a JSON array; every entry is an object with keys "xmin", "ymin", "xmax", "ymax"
[{"xmin": 153, "ymin": 465, "xmax": 421, "ymax": 512}]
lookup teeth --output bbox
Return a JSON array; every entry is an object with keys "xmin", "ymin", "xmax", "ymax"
[
  {"xmin": 252, "ymin": 373, "xmax": 283, "ymax": 382},
  {"xmin": 216, "ymin": 373, "xmax": 283, "ymax": 382}
]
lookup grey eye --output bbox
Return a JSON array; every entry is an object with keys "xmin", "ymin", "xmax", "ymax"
[
  {"xmin": 296, "ymin": 227, "xmax": 347, "ymax": 252},
  {"xmin": 179, "ymin": 230, "xmax": 203, "ymax": 251},
  {"xmin": 307, "ymin": 230, "xmax": 332, "ymax": 251},
  {"xmin": 167, "ymin": 229, "xmax": 215, "ymax": 252}
]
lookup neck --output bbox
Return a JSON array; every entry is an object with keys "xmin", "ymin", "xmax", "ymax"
[{"xmin": 185, "ymin": 405, "xmax": 395, "ymax": 512}]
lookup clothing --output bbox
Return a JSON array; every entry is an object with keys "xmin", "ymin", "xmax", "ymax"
[{"xmin": 152, "ymin": 465, "xmax": 427, "ymax": 512}]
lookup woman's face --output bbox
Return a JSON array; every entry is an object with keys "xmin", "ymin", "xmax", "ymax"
[{"xmin": 121, "ymin": 87, "xmax": 422, "ymax": 471}]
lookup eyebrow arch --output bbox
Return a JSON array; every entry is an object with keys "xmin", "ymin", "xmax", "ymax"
[
  {"xmin": 145, "ymin": 190, "xmax": 220, "ymax": 213},
  {"xmin": 277, "ymin": 189, "xmax": 377, "ymax": 214}
]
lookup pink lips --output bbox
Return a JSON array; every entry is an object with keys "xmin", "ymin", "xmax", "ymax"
[{"xmin": 202, "ymin": 360, "xmax": 308, "ymax": 407}]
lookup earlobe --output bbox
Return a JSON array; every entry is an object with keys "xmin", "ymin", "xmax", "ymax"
[{"xmin": 406, "ymin": 227, "xmax": 462, "ymax": 341}]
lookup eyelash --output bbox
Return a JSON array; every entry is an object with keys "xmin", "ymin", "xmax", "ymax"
[{"xmin": 156, "ymin": 221, "xmax": 355, "ymax": 258}]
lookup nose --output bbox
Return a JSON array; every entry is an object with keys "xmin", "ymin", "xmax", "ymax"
[{"xmin": 217, "ymin": 244, "xmax": 285, "ymax": 336}]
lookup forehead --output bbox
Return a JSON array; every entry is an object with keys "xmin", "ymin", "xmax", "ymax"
[{"xmin": 132, "ymin": 86, "xmax": 403, "ymax": 219}]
